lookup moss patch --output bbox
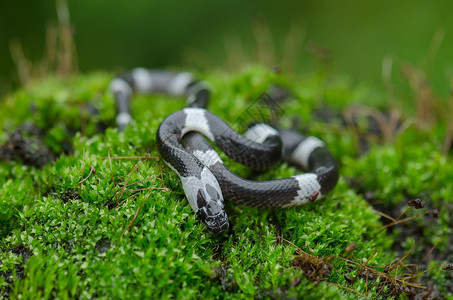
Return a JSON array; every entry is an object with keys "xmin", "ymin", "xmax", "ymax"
[{"xmin": 0, "ymin": 66, "xmax": 451, "ymax": 298}]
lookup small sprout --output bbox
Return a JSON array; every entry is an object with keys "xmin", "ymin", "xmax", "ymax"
[
  {"xmin": 442, "ymin": 263, "xmax": 453, "ymax": 271},
  {"xmin": 407, "ymin": 198, "xmax": 425, "ymax": 209},
  {"xmin": 291, "ymin": 277, "xmax": 302, "ymax": 287},
  {"xmin": 345, "ymin": 243, "xmax": 357, "ymax": 252}
]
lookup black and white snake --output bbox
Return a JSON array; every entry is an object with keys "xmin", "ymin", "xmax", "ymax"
[{"xmin": 110, "ymin": 68, "xmax": 339, "ymax": 234}]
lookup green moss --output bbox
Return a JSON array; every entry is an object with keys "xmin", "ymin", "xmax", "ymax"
[{"xmin": 0, "ymin": 66, "xmax": 451, "ymax": 298}]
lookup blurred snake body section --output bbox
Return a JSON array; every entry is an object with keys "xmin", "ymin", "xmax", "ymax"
[{"xmin": 111, "ymin": 68, "xmax": 339, "ymax": 234}]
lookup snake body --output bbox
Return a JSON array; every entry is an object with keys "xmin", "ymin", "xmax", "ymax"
[{"xmin": 111, "ymin": 68, "xmax": 339, "ymax": 234}]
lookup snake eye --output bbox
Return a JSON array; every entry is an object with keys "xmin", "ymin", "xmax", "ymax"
[{"xmin": 196, "ymin": 207, "xmax": 208, "ymax": 222}]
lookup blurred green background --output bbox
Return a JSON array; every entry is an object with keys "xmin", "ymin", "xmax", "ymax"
[{"xmin": 1, "ymin": 0, "xmax": 452, "ymax": 95}]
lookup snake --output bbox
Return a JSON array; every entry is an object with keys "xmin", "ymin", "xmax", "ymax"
[{"xmin": 110, "ymin": 68, "xmax": 339, "ymax": 234}]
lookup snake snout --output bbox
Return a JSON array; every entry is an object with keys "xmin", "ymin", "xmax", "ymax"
[
  {"xmin": 198, "ymin": 209, "xmax": 229, "ymax": 234},
  {"xmin": 205, "ymin": 213, "xmax": 229, "ymax": 234}
]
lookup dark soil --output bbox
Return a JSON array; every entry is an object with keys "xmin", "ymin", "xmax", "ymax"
[
  {"xmin": 0, "ymin": 124, "xmax": 55, "ymax": 167},
  {"xmin": 349, "ymin": 182, "xmax": 453, "ymax": 298},
  {"xmin": 0, "ymin": 244, "xmax": 33, "ymax": 298}
]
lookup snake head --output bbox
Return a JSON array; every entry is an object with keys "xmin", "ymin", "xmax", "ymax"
[
  {"xmin": 195, "ymin": 184, "xmax": 229, "ymax": 234},
  {"xmin": 177, "ymin": 165, "xmax": 229, "ymax": 234}
]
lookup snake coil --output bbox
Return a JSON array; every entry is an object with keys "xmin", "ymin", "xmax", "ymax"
[{"xmin": 111, "ymin": 68, "xmax": 339, "ymax": 234}]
